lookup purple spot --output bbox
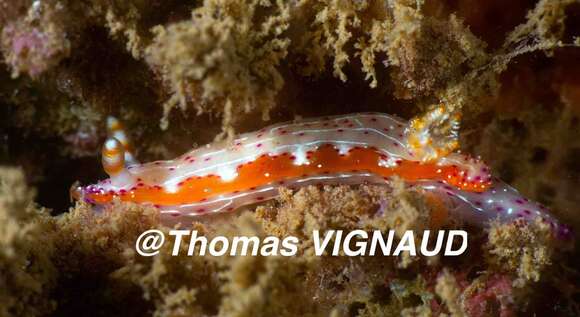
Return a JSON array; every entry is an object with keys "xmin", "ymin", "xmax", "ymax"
[
  {"xmin": 515, "ymin": 199, "xmax": 524, "ymax": 204},
  {"xmin": 557, "ymin": 224, "xmax": 573, "ymax": 241}
]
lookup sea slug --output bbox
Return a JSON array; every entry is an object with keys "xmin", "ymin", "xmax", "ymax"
[{"xmin": 71, "ymin": 113, "xmax": 570, "ymax": 240}]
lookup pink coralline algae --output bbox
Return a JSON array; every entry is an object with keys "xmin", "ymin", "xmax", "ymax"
[
  {"xmin": 1, "ymin": 22, "xmax": 70, "ymax": 77},
  {"xmin": 464, "ymin": 274, "xmax": 515, "ymax": 317}
]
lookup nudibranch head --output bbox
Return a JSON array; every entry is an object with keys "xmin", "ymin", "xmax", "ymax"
[
  {"xmin": 75, "ymin": 136, "xmax": 140, "ymax": 204},
  {"xmin": 72, "ymin": 116, "xmax": 146, "ymax": 205}
]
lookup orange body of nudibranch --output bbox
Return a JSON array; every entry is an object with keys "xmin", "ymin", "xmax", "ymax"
[
  {"xmin": 76, "ymin": 113, "xmax": 493, "ymax": 219},
  {"xmin": 90, "ymin": 146, "xmax": 472, "ymax": 206}
]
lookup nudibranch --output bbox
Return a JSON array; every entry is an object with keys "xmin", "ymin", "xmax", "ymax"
[{"xmin": 71, "ymin": 113, "xmax": 571, "ymax": 240}]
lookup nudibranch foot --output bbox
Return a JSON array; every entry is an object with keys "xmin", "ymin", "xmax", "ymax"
[{"xmin": 72, "ymin": 113, "xmax": 571, "ymax": 241}]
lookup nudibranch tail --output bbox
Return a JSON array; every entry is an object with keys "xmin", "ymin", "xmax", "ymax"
[
  {"xmin": 72, "ymin": 112, "xmax": 571, "ymax": 241},
  {"xmin": 420, "ymin": 179, "xmax": 572, "ymax": 239}
]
